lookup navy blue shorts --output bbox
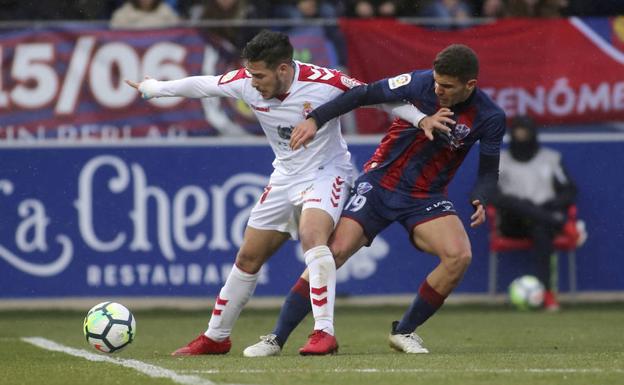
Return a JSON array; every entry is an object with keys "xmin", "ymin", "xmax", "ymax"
[{"xmin": 341, "ymin": 174, "xmax": 457, "ymax": 245}]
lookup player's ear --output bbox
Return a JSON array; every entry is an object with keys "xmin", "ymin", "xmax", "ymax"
[
  {"xmin": 277, "ymin": 62, "xmax": 289, "ymax": 74},
  {"xmin": 466, "ymin": 79, "xmax": 477, "ymax": 91}
]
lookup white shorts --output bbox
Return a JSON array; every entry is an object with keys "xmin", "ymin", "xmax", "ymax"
[{"xmin": 247, "ymin": 162, "xmax": 355, "ymax": 239}]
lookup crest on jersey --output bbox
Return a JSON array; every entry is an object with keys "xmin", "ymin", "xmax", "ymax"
[
  {"xmin": 449, "ymin": 123, "xmax": 471, "ymax": 149},
  {"xmin": 277, "ymin": 125, "xmax": 293, "ymax": 140},
  {"xmin": 356, "ymin": 182, "xmax": 373, "ymax": 195},
  {"xmin": 302, "ymin": 102, "xmax": 313, "ymax": 118},
  {"xmin": 388, "ymin": 73, "xmax": 411, "ymax": 90}
]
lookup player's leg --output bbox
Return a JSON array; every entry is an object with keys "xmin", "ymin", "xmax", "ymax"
[
  {"xmin": 244, "ymin": 217, "xmax": 369, "ymax": 357},
  {"xmin": 298, "ymin": 207, "xmax": 337, "ymax": 336},
  {"xmin": 295, "ymin": 171, "xmax": 352, "ymax": 355},
  {"xmin": 174, "ymin": 177, "xmax": 294, "ymax": 356},
  {"xmin": 172, "ymin": 226, "xmax": 290, "ymax": 356},
  {"xmin": 389, "ymin": 214, "xmax": 471, "ymax": 354},
  {"xmin": 245, "ymin": 174, "xmax": 387, "ymax": 357}
]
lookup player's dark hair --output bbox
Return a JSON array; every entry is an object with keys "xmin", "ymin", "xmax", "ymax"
[
  {"xmin": 433, "ymin": 44, "xmax": 479, "ymax": 83},
  {"xmin": 242, "ymin": 30, "xmax": 294, "ymax": 69}
]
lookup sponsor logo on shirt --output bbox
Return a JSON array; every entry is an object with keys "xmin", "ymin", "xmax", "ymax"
[
  {"xmin": 388, "ymin": 73, "xmax": 412, "ymax": 90},
  {"xmin": 277, "ymin": 125, "xmax": 293, "ymax": 140},
  {"xmin": 250, "ymin": 104, "xmax": 270, "ymax": 112},
  {"xmin": 340, "ymin": 75, "xmax": 362, "ymax": 89}
]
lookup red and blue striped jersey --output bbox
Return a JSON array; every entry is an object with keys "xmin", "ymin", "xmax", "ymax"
[{"xmin": 312, "ymin": 69, "xmax": 506, "ymax": 198}]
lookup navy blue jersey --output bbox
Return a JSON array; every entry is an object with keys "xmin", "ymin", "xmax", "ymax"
[{"xmin": 311, "ymin": 69, "xmax": 506, "ymax": 200}]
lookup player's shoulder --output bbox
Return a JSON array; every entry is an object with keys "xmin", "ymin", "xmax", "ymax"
[
  {"xmin": 385, "ymin": 69, "xmax": 431, "ymax": 89},
  {"xmin": 476, "ymin": 89, "xmax": 506, "ymax": 123},
  {"xmin": 217, "ymin": 68, "xmax": 250, "ymax": 85},
  {"xmin": 296, "ymin": 61, "xmax": 363, "ymax": 91},
  {"xmin": 476, "ymin": 88, "xmax": 504, "ymax": 116}
]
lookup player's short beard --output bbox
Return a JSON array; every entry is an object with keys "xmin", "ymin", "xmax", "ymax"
[{"xmin": 272, "ymin": 76, "xmax": 286, "ymax": 98}]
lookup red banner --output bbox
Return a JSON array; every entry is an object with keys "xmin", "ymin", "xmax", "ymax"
[{"xmin": 339, "ymin": 17, "xmax": 624, "ymax": 133}]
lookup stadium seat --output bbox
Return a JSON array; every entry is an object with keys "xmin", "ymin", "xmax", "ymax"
[{"xmin": 486, "ymin": 205, "xmax": 583, "ymax": 296}]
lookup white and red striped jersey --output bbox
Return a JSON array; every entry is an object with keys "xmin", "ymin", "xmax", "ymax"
[{"xmin": 140, "ymin": 61, "xmax": 363, "ymax": 176}]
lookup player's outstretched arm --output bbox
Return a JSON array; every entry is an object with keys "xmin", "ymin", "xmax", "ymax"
[{"xmin": 125, "ymin": 75, "xmax": 228, "ymax": 100}]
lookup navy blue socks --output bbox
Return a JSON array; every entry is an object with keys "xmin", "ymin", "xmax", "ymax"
[
  {"xmin": 394, "ymin": 280, "xmax": 446, "ymax": 334},
  {"xmin": 272, "ymin": 277, "xmax": 312, "ymax": 347}
]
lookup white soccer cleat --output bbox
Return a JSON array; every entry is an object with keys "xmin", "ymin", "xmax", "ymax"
[
  {"xmin": 243, "ymin": 334, "xmax": 281, "ymax": 357},
  {"xmin": 388, "ymin": 321, "xmax": 429, "ymax": 354}
]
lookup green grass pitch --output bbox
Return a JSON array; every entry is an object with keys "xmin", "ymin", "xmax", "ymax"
[{"xmin": 1, "ymin": 304, "xmax": 623, "ymax": 385}]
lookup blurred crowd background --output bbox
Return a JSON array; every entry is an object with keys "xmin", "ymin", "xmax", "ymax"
[{"xmin": 1, "ymin": 0, "xmax": 622, "ymax": 25}]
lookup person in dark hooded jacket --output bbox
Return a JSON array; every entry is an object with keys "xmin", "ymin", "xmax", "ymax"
[{"xmin": 492, "ymin": 115, "xmax": 581, "ymax": 311}]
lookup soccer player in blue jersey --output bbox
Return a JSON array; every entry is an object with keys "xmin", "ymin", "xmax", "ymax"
[{"xmin": 243, "ymin": 44, "xmax": 506, "ymax": 356}]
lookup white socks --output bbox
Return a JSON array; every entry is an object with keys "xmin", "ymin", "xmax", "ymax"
[
  {"xmin": 205, "ymin": 264, "xmax": 259, "ymax": 341},
  {"xmin": 304, "ymin": 245, "xmax": 336, "ymax": 335}
]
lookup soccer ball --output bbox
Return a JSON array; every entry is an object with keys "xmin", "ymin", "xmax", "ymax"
[
  {"xmin": 508, "ymin": 275, "xmax": 545, "ymax": 310},
  {"xmin": 83, "ymin": 302, "xmax": 136, "ymax": 353}
]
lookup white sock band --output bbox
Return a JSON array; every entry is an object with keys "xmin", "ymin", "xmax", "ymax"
[
  {"xmin": 206, "ymin": 264, "xmax": 259, "ymax": 341},
  {"xmin": 304, "ymin": 245, "xmax": 336, "ymax": 335}
]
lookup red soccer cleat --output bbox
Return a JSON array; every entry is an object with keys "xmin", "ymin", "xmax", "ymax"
[
  {"xmin": 299, "ymin": 330, "xmax": 339, "ymax": 356},
  {"xmin": 171, "ymin": 334, "xmax": 231, "ymax": 356},
  {"xmin": 543, "ymin": 290, "xmax": 560, "ymax": 312}
]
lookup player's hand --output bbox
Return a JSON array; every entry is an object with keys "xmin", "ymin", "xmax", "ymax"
[
  {"xmin": 470, "ymin": 199, "xmax": 485, "ymax": 228},
  {"xmin": 419, "ymin": 107, "xmax": 455, "ymax": 141},
  {"xmin": 125, "ymin": 76, "xmax": 153, "ymax": 99},
  {"xmin": 125, "ymin": 79, "xmax": 140, "ymax": 90},
  {"xmin": 290, "ymin": 118, "xmax": 318, "ymax": 150}
]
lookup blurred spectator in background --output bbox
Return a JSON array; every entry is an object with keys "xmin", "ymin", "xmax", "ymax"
[
  {"xmin": 419, "ymin": 0, "xmax": 473, "ymax": 27},
  {"xmin": 480, "ymin": 0, "xmax": 507, "ymax": 17},
  {"xmin": 110, "ymin": 0, "xmax": 180, "ymax": 29},
  {"xmin": 346, "ymin": 0, "xmax": 401, "ymax": 18},
  {"xmin": 272, "ymin": 0, "xmax": 343, "ymax": 20},
  {"xmin": 272, "ymin": 0, "xmax": 348, "ymax": 66},
  {"xmin": 491, "ymin": 116, "xmax": 584, "ymax": 311},
  {"xmin": 0, "ymin": 0, "xmax": 113, "ymax": 20},
  {"xmin": 179, "ymin": 0, "xmax": 269, "ymax": 21},
  {"xmin": 197, "ymin": 0, "xmax": 251, "ymax": 47}
]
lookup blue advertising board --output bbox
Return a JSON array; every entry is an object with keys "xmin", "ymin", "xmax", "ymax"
[{"xmin": 1, "ymin": 137, "xmax": 623, "ymax": 298}]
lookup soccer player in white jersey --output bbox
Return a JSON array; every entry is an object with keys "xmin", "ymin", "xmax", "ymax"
[{"xmin": 126, "ymin": 30, "xmax": 428, "ymax": 356}]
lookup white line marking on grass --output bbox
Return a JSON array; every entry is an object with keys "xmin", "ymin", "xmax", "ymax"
[
  {"xmin": 184, "ymin": 368, "xmax": 624, "ymax": 375},
  {"xmin": 21, "ymin": 337, "xmax": 216, "ymax": 385}
]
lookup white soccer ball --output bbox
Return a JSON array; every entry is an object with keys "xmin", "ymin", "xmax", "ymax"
[
  {"xmin": 83, "ymin": 302, "xmax": 136, "ymax": 353},
  {"xmin": 508, "ymin": 275, "xmax": 545, "ymax": 310}
]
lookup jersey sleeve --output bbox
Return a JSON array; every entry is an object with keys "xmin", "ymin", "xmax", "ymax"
[
  {"xmin": 471, "ymin": 111, "xmax": 506, "ymax": 205},
  {"xmin": 138, "ymin": 68, "xmax": 248, "ymax": 100},
  {"xmin": 479, "ymin": 111, "xmax": 506, "ymax": 156},
  {"xmin": 309, "ymin": 70, "xmax": 426, "ymax": 127}
]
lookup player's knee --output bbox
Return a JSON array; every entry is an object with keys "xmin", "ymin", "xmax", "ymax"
[
  {"xmin": 234, "ymin": 251, "xmax": 264, "ymax": 274},
  {"xmin": 441, "ymin": 247, "xmax": 472, "ymax": 278},
  {"xmin": 299, "ymin": 228, "xmax": 330, "ymax": 251},
  {"xmin": 329, "ymin": 239, "xmax": 351, "ymax": 269}
]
